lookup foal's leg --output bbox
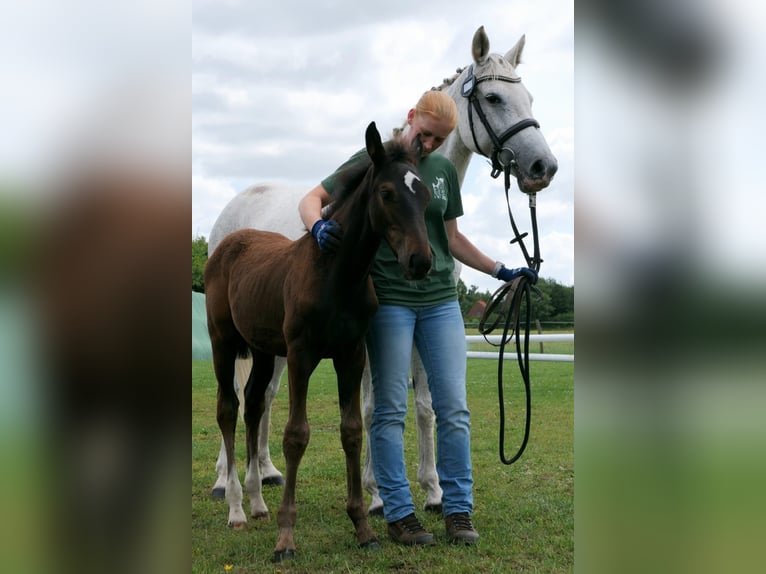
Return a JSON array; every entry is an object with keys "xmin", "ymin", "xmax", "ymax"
[
  {"xmin": 411, "ymin": 347, "xmax": 443, "ymax": 514},
  {"xmin": 360, "ymin": 353, "xmax": 384, "ymax": 515},
  {"xmin": 273, "ymin": 349, "xmax": 319, "ymax": 562},
  {"xmin": 243, "ymin": 351, "xmax": 275, "ymax": 519},
  {"xmin": 211, "ymin": 354, "xmax": 285, "ymax": 499},
  {"xmin": 211, "ymin": 343, "xmax": 247, "ymax": 528},
  {"xmin": 334, "ymin": 349, "xmax": 378, "ymax": 549}
]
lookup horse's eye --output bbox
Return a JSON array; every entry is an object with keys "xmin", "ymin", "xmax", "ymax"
[
  {"xmin": 379, "ymin": 184, "xmax": 396, "ymax": 202},
  {"xmin": 486, "ymin": 93, "xmax": 502, "ymax": 105}
]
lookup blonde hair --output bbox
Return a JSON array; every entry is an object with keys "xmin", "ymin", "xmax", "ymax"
[
  {"xmin": 414, "ymin": 90, "xmax": 458, "ymax": 130},
  {"xmin": 394, "ymin": 90, "xmax": 458, "ymax": 137}
]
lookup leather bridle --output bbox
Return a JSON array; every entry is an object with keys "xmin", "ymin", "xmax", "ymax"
[{"xmin": 460, "ymin": 64, "xmax": 541, "ymax": 180}]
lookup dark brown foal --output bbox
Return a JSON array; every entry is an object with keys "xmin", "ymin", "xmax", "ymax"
[{"xmin": 204, "ymin": 122, "xmax": 431, "ymax": 562}]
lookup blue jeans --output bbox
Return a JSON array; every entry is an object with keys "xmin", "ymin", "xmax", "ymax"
[{"xmin": 366, "ymin": 300, "xmax": 473, "ymax": 523}]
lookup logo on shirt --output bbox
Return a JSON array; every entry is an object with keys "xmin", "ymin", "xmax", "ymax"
[{"xmin": 432, "ymin": 176, "xmax": 447, "ymax": 201}]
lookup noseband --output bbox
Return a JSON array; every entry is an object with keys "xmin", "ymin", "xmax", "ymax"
[{"xmin": 461, "ymin": 64, "xmax": 540, "ymax": 180}]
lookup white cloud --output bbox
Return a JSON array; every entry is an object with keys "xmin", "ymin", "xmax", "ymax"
[{"xmin": 191, "ymin": 2, "xmax": 574, "ymax": 289}]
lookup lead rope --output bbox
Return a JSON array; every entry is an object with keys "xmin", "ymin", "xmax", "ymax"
[{"xmin": 478, "ymin": 162, "xmax": 541, "ymax": 465}]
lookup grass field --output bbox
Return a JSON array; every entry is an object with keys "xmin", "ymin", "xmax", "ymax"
[{"xmin": 192, "ymin": 351, "xmax": 573, "ymax": 573}]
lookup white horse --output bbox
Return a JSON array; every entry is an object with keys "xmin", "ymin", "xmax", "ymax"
[{"xmin": 207, "ymin": 26, "xmax": 557, "ymax": 517}]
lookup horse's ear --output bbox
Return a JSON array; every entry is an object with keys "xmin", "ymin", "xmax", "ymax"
[
  {"xmin": 472, "ymin": 25, "xmax": 490, "ymax": 64},
  {"xmin": 411, "ymin": 134, "xmax": 423, "ymax": 159},
  {"xmin": 365, "ymin": 121, "xmax": 386, "ymax": 166},
  {"xmin": 504, "ymin": 35, "xmax": 526, "ymax": 68}
]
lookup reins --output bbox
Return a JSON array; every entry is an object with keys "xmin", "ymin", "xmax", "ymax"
[
  {"xmin": 478, "ymin": 167, "xmax": 541, "ymax": 465},
  {"xmin": 461, "ymin": 65, "xmax": 542, "ymax": 464},
  {"xmin": 479, "ymin": 179, "xmax": 540, "ymax": 465}
]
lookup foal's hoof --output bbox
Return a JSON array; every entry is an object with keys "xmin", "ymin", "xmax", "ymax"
[
  {"xmin": 424, "ymin": 502, "xmax": 443, "ymax": 515},
  {"xmin": 210, "ymin": 487, "xmax": 225, "ymax": 500},
  {"xmin": 360, "ymin": 538, "xmax": 380, "ymax": 551},
  {"xmin": 272, "ymin": 549, "xmax": 296, "ymax": 563}
]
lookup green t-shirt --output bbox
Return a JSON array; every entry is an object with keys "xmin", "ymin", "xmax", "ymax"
[{"xmin": 321, "ymin": 149, "xmax": 463, "ymax": 306}]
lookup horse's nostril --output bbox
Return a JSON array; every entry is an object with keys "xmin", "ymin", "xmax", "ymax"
[
  {"xmin": 530, "ymin": 158, "xmax": 558, "ymax": 181},
  {"xmin": 409, "ymin": 253, "xmax": 432, "ymax": 278}
]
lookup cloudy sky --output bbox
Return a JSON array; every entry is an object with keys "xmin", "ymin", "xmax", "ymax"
[{"xmin": 192, "ymin": 0, "xmax": 574, "ymax": 293}]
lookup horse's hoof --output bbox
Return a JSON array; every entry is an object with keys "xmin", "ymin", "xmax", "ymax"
[
  {"xmin": 367, "ymin": 506, "xmax": 384, "ymax": 517},
  {"xmin": 210, "ymin": 487, "xmax": 225, "ymax": 500},
  {"xmin": 360, "ymin": 538, "xmax": 380, "ymax": 551},
  {"xmin": 272, "ymin": 549, "xmax": 296, "ymax": 563},
  {"xmin": 228, "ymin": 520, "xmax": 246, "ymax": 530},
  {"xmin": 251, "ymin": 510, "xmax": 270, "ymax": 520},
  {"xmin": 262, "ymin": 476, "xmax": 285, "ymax": 487},
  {"xmin": 424, "ymin": 503, "xmax": 443, "ymax": 515}
]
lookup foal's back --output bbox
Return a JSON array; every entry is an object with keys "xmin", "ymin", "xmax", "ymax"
[{"xmin": 205, "ymin": 228, "xmax": 312, "ymax": 358}]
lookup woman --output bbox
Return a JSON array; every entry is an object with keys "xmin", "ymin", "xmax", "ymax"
[{"xmin": 299, "ymin": 90, "xmax": 536, "ymax": 546}]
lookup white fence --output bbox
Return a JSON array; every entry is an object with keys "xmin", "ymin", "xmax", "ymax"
[{"xmin": 466, "ymin": 333, "xmax": 574, "ymax": 362}]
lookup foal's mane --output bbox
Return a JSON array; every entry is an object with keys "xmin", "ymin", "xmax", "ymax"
[{"xmin": 323, "ymin": 137, "xmax": 414, "ymax": 220}]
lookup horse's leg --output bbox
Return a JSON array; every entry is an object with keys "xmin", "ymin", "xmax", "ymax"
[
  {"xmin": 211, "ymin": 437, "xmax": 228, "ymax": 499},
  {"xmin": 273, "ymin": 349, "xmax": 318, "ymax": 562},
  {"xmin": 411, "ymin": 346, "xmax": 443, "ymax": 514},
  {"xmin": 243, "ymin": 350, "xmax": 274, "ymax": 519},
  {"xmin": 334, "ymin": 348, "xmax": 378, "ymax": 549},
  {"xmin": 361, "ymin": 351, "xmax": 384, "ymax": 516},
  {"xmin": 258, "ymin": 357, "xmax": 286, "ymax": 485},
  {"xmin": 211, "ymin": 340, "xmax": 248, "ymax": 529}
]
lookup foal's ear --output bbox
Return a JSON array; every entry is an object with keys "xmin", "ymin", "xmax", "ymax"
[
  {"xmin": 365, "ymin": 121, "xmax": 386, "ymax": 166},
  {"xmin": 411, "ymin": 134, "xmax": 424, "ymax": 159}
]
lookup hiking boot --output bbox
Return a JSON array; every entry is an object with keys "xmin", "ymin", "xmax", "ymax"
[
  {"xmin": 445, "ymin": 512, "xmax": 480, "ymax": 544},
  {"xmin": 387, "ymin": 513, "xmax": 435, "ymax": 546}
]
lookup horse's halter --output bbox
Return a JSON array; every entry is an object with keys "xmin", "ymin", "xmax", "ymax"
[{"xmin": 461, "ymin": 64, "xmax": 540, "ymax": 181}]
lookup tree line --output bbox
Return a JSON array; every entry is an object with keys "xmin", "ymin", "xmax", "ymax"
[{"xmin": 194, "ymin": 235, "xmax": 573, "ymax": 325}]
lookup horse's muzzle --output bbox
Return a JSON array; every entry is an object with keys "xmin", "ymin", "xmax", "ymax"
[
  {"xmin": 518, "ymin": 158, "xmax": 558, "ymax": 193},
  {"xmin": 405, "ymin": 252, "xmax": 431, "ymax": 280}
]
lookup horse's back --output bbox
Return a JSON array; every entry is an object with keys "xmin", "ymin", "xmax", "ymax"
[{"xmin": 208, "ymin": 184, "xmax": 308, "ymax": 255}]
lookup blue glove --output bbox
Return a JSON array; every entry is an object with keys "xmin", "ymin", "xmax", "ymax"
[
  {"xmin": 497, "ymin": 265, "xmax": 538, "ymax": 284},
  {"xmin": 311, "ymin": 219, "xmax": 343, "ymax": 253}
]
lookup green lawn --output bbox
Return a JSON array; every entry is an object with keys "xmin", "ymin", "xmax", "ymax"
[{"xmin": 192, "ymin": 355, "xmax": 573, "ymax": 573}]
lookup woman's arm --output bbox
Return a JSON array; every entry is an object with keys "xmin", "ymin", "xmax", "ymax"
[
  {"xmin": 298, "ymin": 183, "xmax": 333, "ymax": 231},
  {"xmin": 445, "ymin": 218, "xmax": 497, "ymax": 275}
]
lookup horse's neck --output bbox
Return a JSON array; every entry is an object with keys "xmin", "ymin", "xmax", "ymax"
[
  {"xmin": 439, "ymin": 83, "xmax": 476, "ymax": 186},
  {"xmin": 329, "ymin": 199, "xmax": 380, "ymax": 287}
]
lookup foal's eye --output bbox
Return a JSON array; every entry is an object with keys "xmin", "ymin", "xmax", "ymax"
[{"xmin": 379, "ymin": 184, "xmax": 396, "ymax": 202}]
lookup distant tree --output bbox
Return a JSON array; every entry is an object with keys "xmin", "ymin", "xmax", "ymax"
[
  {"xmin": 192, "ymin": 235, "xmax": 208, "ymax": 293},
  {"xmin": 541, "ymin": 278, "xmax": 574, "ymax": 323},
  {"xmin": 457, "ymin": 278, "xmax": 487, "ymax": 319},
  {"xmin": 456, "ymin": 275, "xmax": 574, "ymax": 328}
]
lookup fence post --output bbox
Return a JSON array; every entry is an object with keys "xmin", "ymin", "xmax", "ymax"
[{"xmin": 536, "ymin": 319, "xmax": 544, "ymax": 353}]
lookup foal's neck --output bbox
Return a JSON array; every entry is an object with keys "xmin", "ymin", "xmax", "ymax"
[{"xmin": 327, "ymin": 202, "xmax": 379, "ymax": 289}]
